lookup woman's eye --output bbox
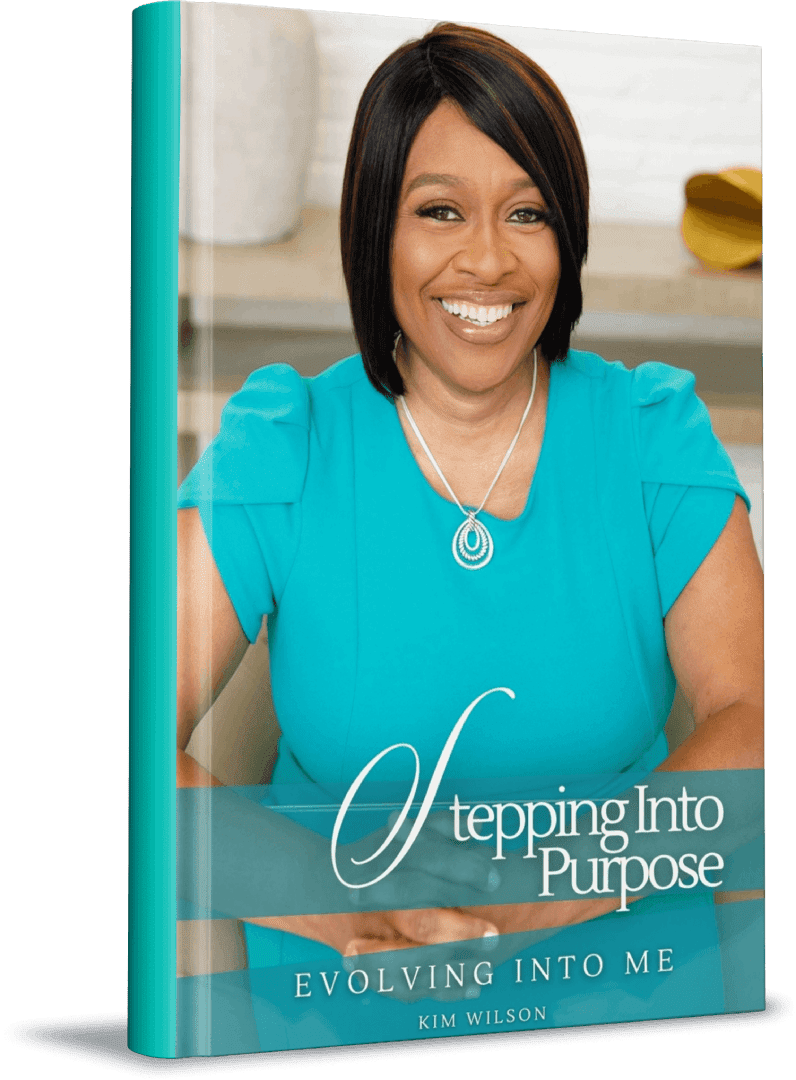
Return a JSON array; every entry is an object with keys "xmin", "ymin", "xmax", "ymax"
[
  {"xmin": 510, "ymin": 207, "xmax": 547, "ymax": 224},
  {"xmin": 417, "ymin": 205, "xmax": 461, "ymax": 221}
]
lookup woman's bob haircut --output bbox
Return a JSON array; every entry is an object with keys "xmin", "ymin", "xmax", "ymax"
[{"xmin": 340, "ymin": 22, "xmax": 590, "ymax": 399}]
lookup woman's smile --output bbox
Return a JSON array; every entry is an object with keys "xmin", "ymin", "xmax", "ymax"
[
  {"xmin": 439, "ymin": 299, "xmax": 516, "ymax": 326},
  {"xmin": 391, "ymin": 99, "xmax": 560, "ymax": 393},
  {"xmin": 436, "ymin": 296, "xmax": 524, "ymax": 336}
]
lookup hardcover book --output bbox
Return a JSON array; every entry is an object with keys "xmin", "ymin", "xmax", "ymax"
[{"xmin": 130, "ymin": 1, "xmax": 764, "ymax": 1058}]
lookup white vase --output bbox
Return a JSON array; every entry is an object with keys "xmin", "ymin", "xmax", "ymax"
[{"xmin": 181, "ymin": 3, "xmax": 319, "ymax": 245}]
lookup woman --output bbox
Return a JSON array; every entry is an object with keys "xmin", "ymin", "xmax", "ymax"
[{"xmin": 177, "ymin": 22, "xmax": 762, "ymax": 1037}]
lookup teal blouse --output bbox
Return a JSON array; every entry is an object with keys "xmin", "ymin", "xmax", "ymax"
[{"xmin": 178, "ymin": 350, "xmax": 748, "ymax": 793}]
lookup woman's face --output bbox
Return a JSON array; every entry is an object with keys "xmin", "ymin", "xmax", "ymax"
[{"xmin": 391, "ymin": 99, "xmax": 561, "ymax": 395}]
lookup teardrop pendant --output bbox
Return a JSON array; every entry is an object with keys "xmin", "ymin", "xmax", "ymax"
[{"xmin": 452, "ymin": 512, "xmax": 494, "ymax": 570}]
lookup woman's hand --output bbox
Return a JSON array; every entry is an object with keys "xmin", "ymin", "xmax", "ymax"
[
  {"xmin": 246, "ymin": 810, "xmax": 501, "ymax": 955},
  {"xmin": 268, "ymin": 813, "xmax": 622, "ymax": 1004},
  {"xmin": 342, "ymin": 905, "xmax": 498, "ymax": 957},
  {"xmin": 280, "ymin": 810, "xmax": 629, "ymax": 1006},
  {"xmin": 245, "ymin": 906, "xmax": 501, "ymax": 1006},
  {"xmin": 282, "ymin": 899, "xmax": 617, "ymax": 1006},
  {"xmin": 458, "ymin": 896, "xmax": 624, "ymax": 936},
  {"xmin": 254, "ymin": 908, "xmax": 502, "ymax": 1005},
  {"xmin": 277, "ymin": 894, "xmax": 625, "ymax": 1005}
]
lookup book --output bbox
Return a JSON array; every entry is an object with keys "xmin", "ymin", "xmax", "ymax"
[{"xmin": 130, "ymin": 1, "xmax": 764, "ymax": 1058}]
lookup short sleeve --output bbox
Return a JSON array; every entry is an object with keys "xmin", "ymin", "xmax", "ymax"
[
  {"xmin": 178, "ymin": 364, "xmax": 309, "ymax": 642},
  {"xmin": 631, "ymin": 362, "xmax": 751, "ymax": 616}
]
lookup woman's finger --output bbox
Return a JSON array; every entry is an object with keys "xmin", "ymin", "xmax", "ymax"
[
  {"xmin": 340, "ymin": 908, "xmax": 498, "ymax": 955},
  {"xmin": 390, "ymin": 906, "xmax": 499, "ymax": 946},
  {"xmin": 343, "ymin": 935, "xmax": 415, "ymax": 957}
]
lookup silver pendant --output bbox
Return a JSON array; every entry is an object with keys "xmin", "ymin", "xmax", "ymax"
[{"xmin": 452, "ymin": 512, "xmax": 494, "ymax": 570}]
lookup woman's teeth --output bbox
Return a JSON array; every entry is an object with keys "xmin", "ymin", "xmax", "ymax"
[{"xmin": 440, "ymin": 299, "xmax": 514, "ymax": 326}]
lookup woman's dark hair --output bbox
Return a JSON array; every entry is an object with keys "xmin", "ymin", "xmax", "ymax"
[{"xmin": 340, "ymin": 22, "xmax": 589, "ymax": 399}]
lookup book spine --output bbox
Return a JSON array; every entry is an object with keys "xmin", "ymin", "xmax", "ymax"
[{"xmin": 129, "ymin": 0, "xmax": 180, "ymax": 1058}]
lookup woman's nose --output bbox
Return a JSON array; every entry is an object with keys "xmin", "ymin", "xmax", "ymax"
[{"xmin": 452, "ymin": 219, "xmax": 515, "ymax": 281}]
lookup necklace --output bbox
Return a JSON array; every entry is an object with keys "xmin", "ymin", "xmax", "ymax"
[{"xmin": 398, "ymin": 346, "xmax": 538, "ymax": 570}]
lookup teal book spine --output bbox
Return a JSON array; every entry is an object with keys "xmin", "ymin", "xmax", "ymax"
[{"xmin": 129, "ymin": 0, "xmax": 180, "ymax": 1058}]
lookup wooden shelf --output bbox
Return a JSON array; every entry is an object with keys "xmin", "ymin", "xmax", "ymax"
[{"xmin": 179, "ymin": 207, "xmax": 761, "ymax": 344}]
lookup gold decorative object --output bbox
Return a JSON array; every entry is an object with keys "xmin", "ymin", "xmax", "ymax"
[{"xmin": 682, "ymin": 168, "xmax": 762, "ymax": 271}]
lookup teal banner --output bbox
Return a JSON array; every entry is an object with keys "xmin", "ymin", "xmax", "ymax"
[{"xmin": 176, "ymin": 769, "xmax": 763, "ymax": 919}]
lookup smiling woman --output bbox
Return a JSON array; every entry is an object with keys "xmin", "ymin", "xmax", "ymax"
[
  {"xmin": 175, "ymin": 21, "xmax": 763, "ymax": 1045},
  {"xmin": 340, "ymin": 23, "xmax": 588, "ymax": 399},
  {"xmin": 391, "ymin": 101, "xmax": 560, "ymax": 394}
]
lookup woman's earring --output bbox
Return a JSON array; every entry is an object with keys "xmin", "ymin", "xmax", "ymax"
[{"xmin": 392, "ymin": 330, "xmax": 403, "ymax": 367}]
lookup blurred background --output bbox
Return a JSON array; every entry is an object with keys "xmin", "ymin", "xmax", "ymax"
[{"xmin": 177, "ymin": 5, "xmax": 761, "ymax": 556}]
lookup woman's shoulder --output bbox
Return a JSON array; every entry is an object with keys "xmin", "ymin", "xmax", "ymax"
[
  {"xmin": 564, "ymin": 349, "xmax": 706, "ymax": 420},
  {"xmin": 225, "ymin": 351, "xmax": 367, "ymax": 417},
  {"xmin": 240, "ymin": 351, "xmax": 371, "ymax": 423},
  {"xmin": 564, "ymin": 349, "xmax": 693, "ymax": 399},
  {"xmin": 178, "ymin": 355, "xmax": 368, "ymax": 507},
  {"xmin": 563, "ymin": 348, "xmax": 745, "ymax": 494}
]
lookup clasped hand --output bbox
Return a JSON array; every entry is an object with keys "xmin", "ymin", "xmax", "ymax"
[{"xmin": 325, "ymin": 813, "xmax": 617, "ymax": 1003}]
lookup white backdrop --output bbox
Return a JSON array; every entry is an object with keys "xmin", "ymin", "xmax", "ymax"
[{"xmin": 303, "ymin": 12, "xmax": 761, "ymax": 223}]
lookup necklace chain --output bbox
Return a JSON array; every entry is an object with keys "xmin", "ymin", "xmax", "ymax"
[{"xmin": 397, "ymin": 346, "xmax": 538, "ymax": 569}]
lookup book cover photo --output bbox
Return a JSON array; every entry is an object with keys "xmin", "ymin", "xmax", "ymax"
[{"xmin": 129, "ymin": 1, "xmax": 764, "ymax": 1058}]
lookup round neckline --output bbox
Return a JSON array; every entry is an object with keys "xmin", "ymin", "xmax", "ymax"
[{"xmin": 389, "ymin": 358, "xmax": 558, "ymax": 526}]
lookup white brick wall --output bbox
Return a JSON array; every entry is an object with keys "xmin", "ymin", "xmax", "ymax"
[{"xmin": 303, "ymin": 12, "xmax": 761, "ymax": 224}]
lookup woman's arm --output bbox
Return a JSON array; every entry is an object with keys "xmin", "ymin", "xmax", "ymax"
[
  {"xmin": 177, "ymin": 507, "xmax": 249, "ymax": 785},
  {"xmin": 660, "ymin": 494, "xmax": 763, "ymax": 770}
]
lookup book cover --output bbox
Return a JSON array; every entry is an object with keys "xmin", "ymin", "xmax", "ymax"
[{"xmin": 129, "ymin": 1, "xmax": 764, "ymax": 1058}]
